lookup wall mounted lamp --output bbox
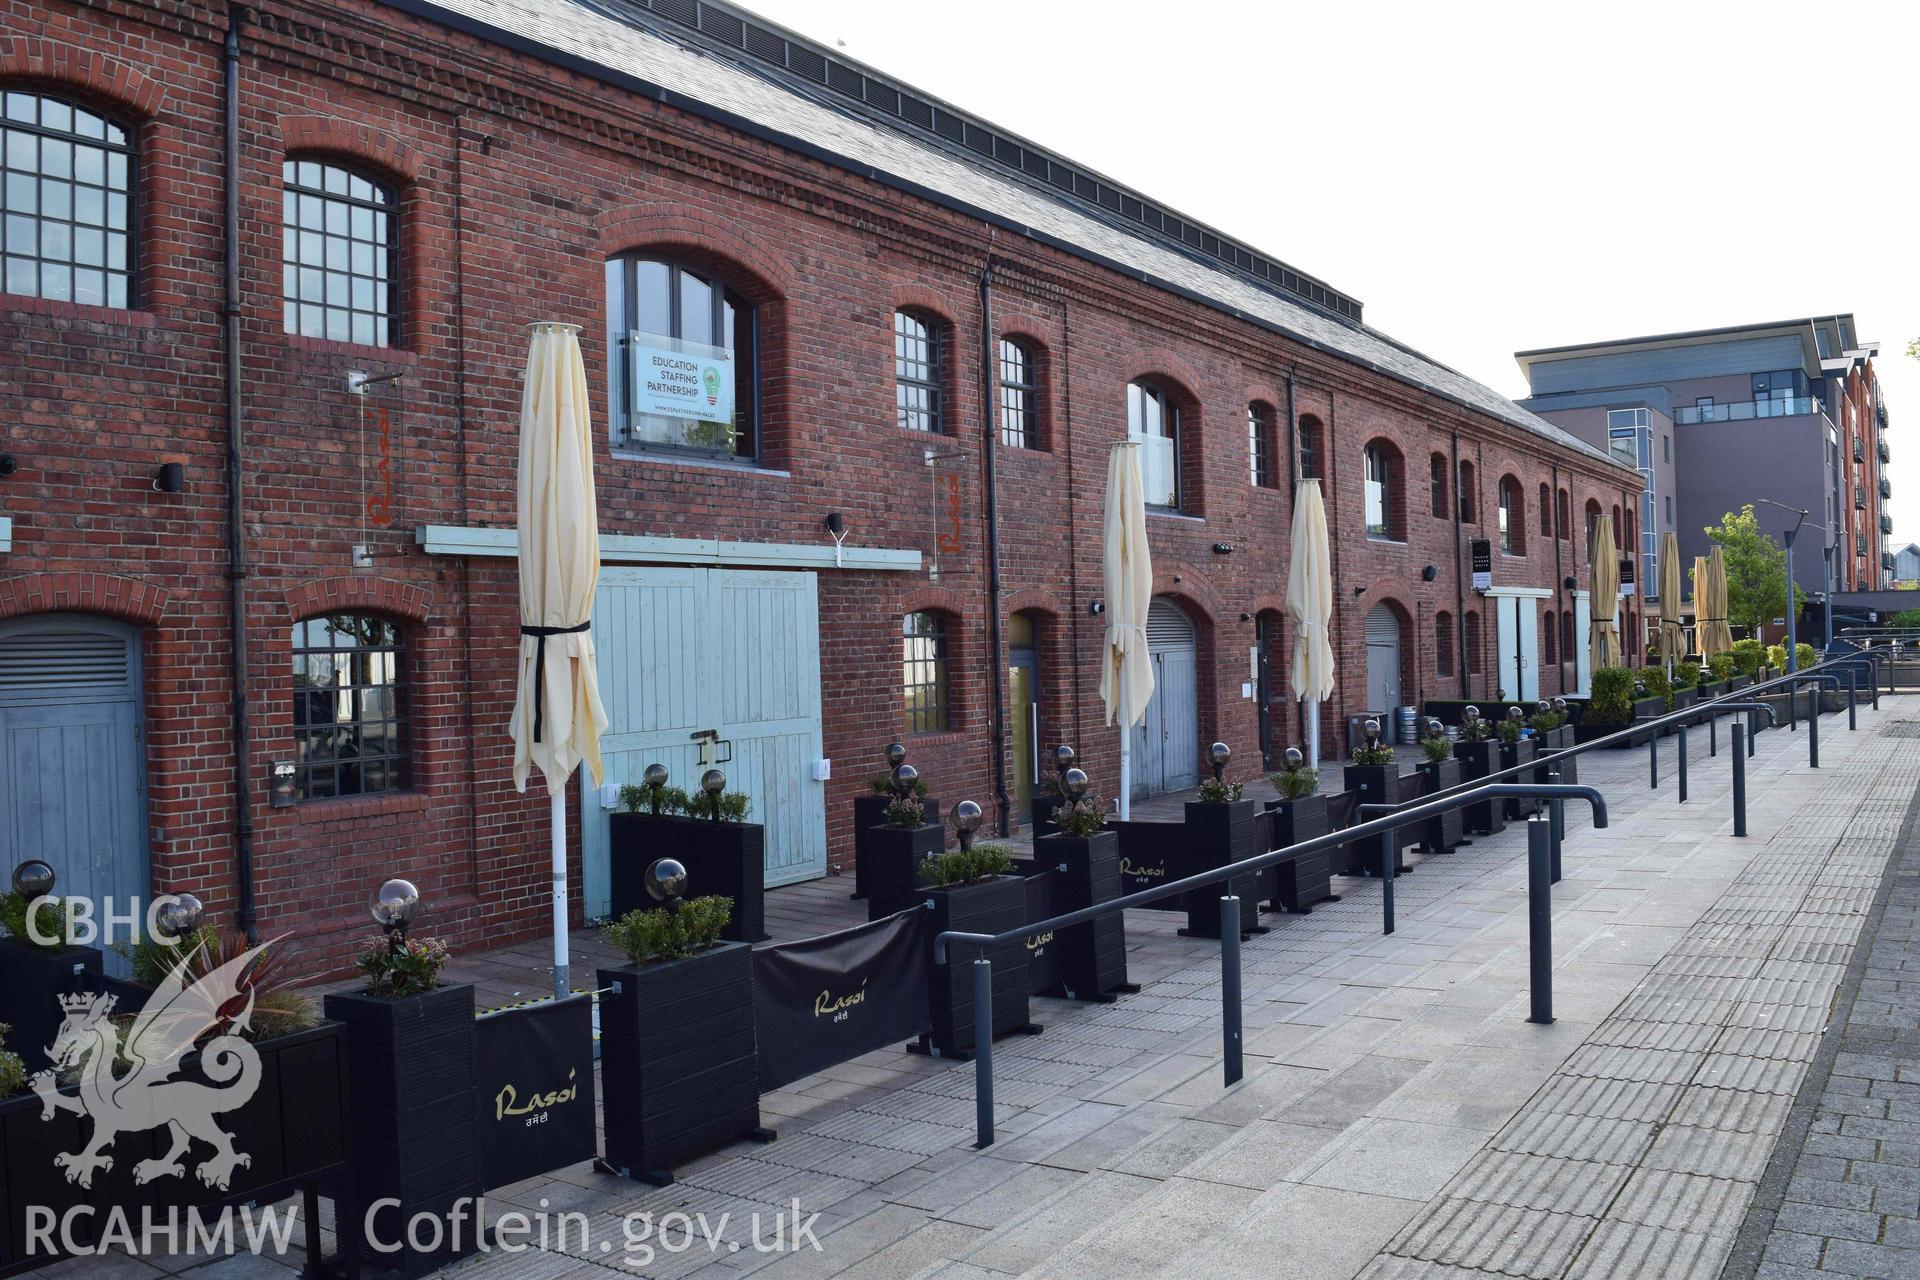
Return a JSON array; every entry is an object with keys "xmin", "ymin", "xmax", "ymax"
[{"xmin": 153, "ymin": 462, "xmax": 185, "ymax": 494}]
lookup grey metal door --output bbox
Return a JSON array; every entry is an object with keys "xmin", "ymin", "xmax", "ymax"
[
  {"xmin": 1131, "ymin": 601, "xmax": 1198, "ymax": 797},
  {"xmin": 0, "ymin": 616, "xmax": 149, "ymax": 930},
  {"xmin": 1364, "ymin": 603, "xmax": 1403, "ymax": 714}
]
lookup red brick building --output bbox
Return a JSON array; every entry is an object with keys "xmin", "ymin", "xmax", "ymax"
[{"xmin": 0, "ymin": 0, "xmax": 1639, "ymax": 968}]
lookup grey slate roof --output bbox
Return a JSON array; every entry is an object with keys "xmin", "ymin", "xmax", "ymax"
[{"xmin": 399, "ymin": 0, "xmax": 1631, "ymax": 473}]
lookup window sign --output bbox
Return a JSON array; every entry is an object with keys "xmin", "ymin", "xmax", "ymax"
[
  {"xmin": 1619, "ymin": 557, "xmax": 1636, "ymax": 597},
  {"xmin": 1470, "ymin": 538, "xmax": 1493, "ymax": 591},
  {"xmin": 626, "ymin": 330, "xmax": 735, "ymax": 452}
]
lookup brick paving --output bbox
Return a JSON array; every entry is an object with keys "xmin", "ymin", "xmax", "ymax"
[
  {"xmin": 1723, "ymin": 756, "xmax": 1920, "ymax": 1279},
  {"xmin": 35, "ymin": 697, "xmax": 1920, "ymax": 1280}
]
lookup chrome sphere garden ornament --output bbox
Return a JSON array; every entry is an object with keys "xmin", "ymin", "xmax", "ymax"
[
  {"xmin": 1363, "ymin": 719, "xmax": 1381, "ymax": 745},
  {"xmin": 701, "ymin": 768, "xmax": 727, "ymax": 820},
  {"xmin": 1208, "ymin": 741, "xmax": 1232, "ymax": 782},
  {"xmin": 1283, "ymin": 746, "xmax": 1304, "ymax": 771},
  {"xmin": 893, "ymin": 763, "xmax": 919, "ymax": 800},
  {"xmin": 1062, "ymin": 767, "xmax": 1089, "ymax": 800},
  {"xmin": 951, "ymin": 799, "xmax": 983, "ymax": 853},
  {"xmin": 885, "ymin": 741, "xmax": 908, "ymax": 770},
  {"xmin": 11, "ymin": 858, "xmax": 55, "ymax": 901},
  {"xmin": 644, "ymin": 858, "xmax": 688, "ymax": 913},
  {"xmin": 1427, "ymin": 717, "xmax": 1446, "ymax": 740},
  {"xmin": 371, "ymin": 878, "xmax": 420, "ymax": 945},
  {"xmin": 1553, "ymin": 697, "xmax": 1568, "ymax": 714},
  {"xmin": 155, "ymin": 892, "xmax": 205, "ymax": 941}
]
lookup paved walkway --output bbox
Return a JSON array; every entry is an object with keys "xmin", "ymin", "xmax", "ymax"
[{"xmin": 37, "ymin": 696, "xmax": 1920, "ymax": 1280}]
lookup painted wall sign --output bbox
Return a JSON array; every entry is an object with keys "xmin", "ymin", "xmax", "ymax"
[{"xmin": 1470, "ymin": 539, "xmax": 1493, "ymax": 591}]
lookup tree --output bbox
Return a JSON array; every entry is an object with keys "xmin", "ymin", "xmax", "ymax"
[{"xmin": 1704, "ymin": 505, "xmax": 1798, "ymax": 635}]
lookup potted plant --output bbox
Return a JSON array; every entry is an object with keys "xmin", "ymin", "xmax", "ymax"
[
  {"xmin": 1182, "ymin": 745, "xmax": 1263, "ymax": 938},
  {"xmin": 1414, "ymin": 721, "xmax": 1464, "ymax": 854},
  {"xmin": 324, "ymin": 883, "xmax": 479, "ymax": 1272},
  {"xmin": 610, "ymin": 771, "xmax": 767, "ymax": 941},
  {"xmin": 1527, "ymin": 699, "xmax": 1579, "ymax": 788},
  {"xmin": 1032, "ymin": 772, "xmax": 1132, "ymax": 1002},
  {"xmin": 598, "ymin": 892, "xmax": 766, "ymax": 1183},
  {"xmin": 1454, "ymin": 708, "xmax": 1505, "ymax": 835},
  {"xmin": 850, "ymin": 751, "xmax": 939, "ymax": 900},
  {"xmin": 915, "ymin": 808, "xmax": 1032, "ymax": 1059},
  {"xmin": 1707, "ymin": 652, "xmax": 1739, "ymax": 693},
  {"xmin": 866, "ymin": 791, "xmax": 949, "ymax": 921},
  {"xmin": 1340, "ymin": 722, "xmax": 1418, "ymax": 875},
  {"xmin": 0, "ymin": 865, "xmax": 100, "ymax": 1077},
  {"xmin": 1264, "ymin": 750, "xmax": 1337, "ymax": 914}
]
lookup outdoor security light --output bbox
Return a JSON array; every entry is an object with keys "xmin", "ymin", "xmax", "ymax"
[
  {"xmin": 0, "ymin": 454, "xmax": 15, "ymax": 477},
  {"xmin": 155, "ymin": 893, "xmax": 205, "ymax": 940},
  {"xmin": 1209, "ymin": 741, "xmax": 1232, "ymax": 781},
  {"xmin": 952, "ymin": 800, "xmax": 983, "ymax": 852},
  {"xmin": 370, "ymin": 878, "xmax": 420, "ymax": 937},
  {"xmin": 153, "ymin": 462, "xmax": 185, "ymax": 493},
  {"xmin": 1089, "ymin": 600, "xmax": 1105, "ymax": 615},
  {"xmin": 11, "ymin": 859, "xmax": 54, "ymax": 900},
  {"xmin": 1063, "ymin": 767, "xmax": 1089, "ymax": 800},
  {"xmin": 1422, "ymin": 565, "xmax": 1438, "ymax": 582},
  {"xmin": 825, "ymin": 512, "xmax": 844, "ymax": 535},
  {"xmin": 644, "ymin": 858, "xmax": 688, "ymax": 911}
]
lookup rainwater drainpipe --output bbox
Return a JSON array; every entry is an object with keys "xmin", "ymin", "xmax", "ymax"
[
  {"xmin": 1552, "ymin": 462, "xmax": 1564, "ymax": 687},
  {"xmin": 1450, "ymin": 431, "xmax": 1468, "ymax": 699},
  {"xmin": 979, "ymin": 260, "xmax": 1010, "ymax": 837},
  {"xmin": 223, "ymin": 7, "xmax": 258, "ymax": 942}
]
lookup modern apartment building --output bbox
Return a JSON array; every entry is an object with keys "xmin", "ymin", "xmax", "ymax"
[{"xmin": 1516, "ymin": 317, "xmax": 1893, "ymax": 637}]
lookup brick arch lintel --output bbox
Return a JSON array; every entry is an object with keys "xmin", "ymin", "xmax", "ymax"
[
  {"xmin": 0, "ymin": 39, "xmax": 165, "ymax": 118},
  {"xmin": 0, "ymin": 572, "xmax": 169, "ymax": 626},
  {"xmin": 1003, "ymin": 588, "xmax": 1065, "ymax": 620},
  {"xmin": 277, "ymin": 115, "xmax": 422, "ymax": 185},
  {"xmin": 898, "ymin": 586, "xmax": 969, "ymax": 618},
  {"xmin": 596, "ymin": 203, "xmax": 795, "ymax": 303},
  {"xmin": 283, "ymin": 576, "xmax": 434, "ymax": 626},
  {"xmin": 1149, "ymin": 562, "xmax": 1223, "ymax": 626}
]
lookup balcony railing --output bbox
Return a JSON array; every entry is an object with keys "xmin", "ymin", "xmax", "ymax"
[
  {"xmin": 1854, "ymin": 440, "xmax": 1866, "ymax": 463},
  {"xmin": 1882, "ymin": 515, "xmax": 1895, "ymax": 536},
  {"xmin": 1878, "ymin": 400, "xmax": 1889, "ymax": 428},
  {"xmin": 1855, "ymin": 486, "xmax": 1867, "ymax": 510},
  {"xmin": 1674, "ymin": 396, "xmax": 1818, "ymax": 424},
  {"xmin": 1879, "ymin": 439, "xmax": 1891, "ymax": 463},
  {"xmin": 1881, "ymin": 477, "xmax": 1893, "ymax": 499}
]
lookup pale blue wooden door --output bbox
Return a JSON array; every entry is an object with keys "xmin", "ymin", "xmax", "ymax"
[
  {"xmin": 0, "ymin": 617, "xmax": 148, "ymax": 948},
  {"xmin": 582, "ymin": 567, "xmax": 827, "ymax": 917},
  {"xmin": 1131, "ymin": 601, "xmax": 1198, "ymax": 797}
]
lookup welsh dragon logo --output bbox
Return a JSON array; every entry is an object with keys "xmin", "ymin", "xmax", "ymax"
[{"xmin": 29, "ymin": 944, "xmax": 274, "ymax": 1191}]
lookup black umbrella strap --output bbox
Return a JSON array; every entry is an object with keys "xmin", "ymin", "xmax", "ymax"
[{"xmin": 522, "ymin": 621, "xmax": 591, "ymax": 743}]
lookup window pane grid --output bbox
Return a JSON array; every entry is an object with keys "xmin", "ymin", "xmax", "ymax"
[
  {"xmin": 2, "ymin": 91, "xmax": 133, "ymax": 308},
  {"xmin": 291, "ymin": 613, "xmax": 407, "ymax": 800},
  {"xmin": 902, "ymin": 612, "xmax": 949, "ymax": 733},
  {"xmin": 895, "ymin": 311, "xmax": 941, "ymax": 432},
  {"xmin": 1248, "ymin": 405, "xmax": 1272, "ymax": 488},
  {"xmin": 999, "ymin": 339, "xmax": 1034, "ymax": 448},
  {"xmin": 282, "ymin": 159, "xmax": 394, "ymax": 348}
]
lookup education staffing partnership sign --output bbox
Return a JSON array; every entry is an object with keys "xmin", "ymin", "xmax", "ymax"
[{"xmin": 628, "ymin": 331, "xmax": 734, "ymax": 426}]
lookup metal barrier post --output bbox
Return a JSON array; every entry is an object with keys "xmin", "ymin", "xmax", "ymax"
[
  {"xmin": 1846, "ymin": 668, "xmax": 1857, "ymax": 730},
  {"xmin": 1677, "ymin": 723, "xmax": 1689, "ymax": 803},
  {"xmin": 973, "ymin": 958, "xmax": 995, "ymax": 1148},
  {"xmin": 1709, "ymin": 714, "xmax": 1717, "ymax": 757},
  {"xmin": 1808, "ymin": 687, "xmax": 1819, "ymax": 768},
  {"xmin": 1379, "ymin": 830, "xmax": 1395, "ymax": 935},
  {"xmin": 1547, "ymin": 764, "xmax": 1564, "ymax": 884},
  {"xmin": 1527, "ymin": 817, "xmax": 1553, "ymax": 1025},
  {"xmin": 1649, "ymin": 731, "xmax": 1659, "ymax": 788},
  {"xmin": 1748, "ymin": 708, "xmax": 1757, "ymax": 758},
  {"xmin": 1790, "ymin": 680, "xmax": 1798, "ymax": 730},
  {"xmin": 1731, "ymin": 722, "xmax": 1747, "ymax": 836},
  {"xmin": 1221, "ymin": 896, "xmax": 1243, "ymax": 1086}
]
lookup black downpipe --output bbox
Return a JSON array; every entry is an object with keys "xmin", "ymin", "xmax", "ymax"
[
  {"xmin": 979, "ymin": 262, "xmax": 1009, "ymax": 836},
  {"xmin": 1284, "ymin": 373, "xmax": 1299, "ymax": 487},
  {"xmin": 1551, "ymin": 462, "xmax": 1564, "ymax": 684},
  {"xmin": 1450, "ymin": 432, "xmax": 1468, "ymax": 699},
  {"xmin": 223, "ymin": 8, "xmax": 257, "ymax": 942}
]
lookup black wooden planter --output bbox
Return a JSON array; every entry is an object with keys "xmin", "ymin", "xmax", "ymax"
[
  {"xmin": 1029, "ymin": 793, "xmax": 1064, "ymax": 839},
  {"xmin": 0, "ymin": 1021, "xmax": 352, "ymax": 1274},
  {"xmin": 1500, "ymin": 739, "xmax": 1539, "ymax": 818},
  {"xmin": 1031, "ymin": 830, "xmax": 1132, "ymax": 1001},
  {"xmin": 1456, "ymin": 740, "xmax": 1504, "ymax": 834},
  {"xmin": 866, "ymin": 822, "xmax": 947, "ymax": 921},
  {"xmin": 598, "ymin": 943, "xmax": 766, "ymax": 1184},
  {"xmin": 1415, "ymin": 757, "xmax": 1464, "ymax": 853},
  {"xmin": 851, "ymin": 795, "xmax": 940, "ymax": 900},
  {"xmin": 1339, "ymin": 766, "xmax": 1419, "ymax": 874},
  {"xmin": 1182, "ymin": 800, "xmax": 1264, "ymax": 938},
  {"xmin": 610, "ymin": 814, "xmax": 768, "ymax": 942},
  {"xmin": 1111, "ymin": 821, "xmax": 1188, "ymax": 913},
  {"xmin": 0, "ymin": 940, "xmax": 102, "ymax": 1077},
  {"xmin": 323, "ymin": 983, "xmax": 481, "ymax": 1274},
  {"xmin": 918, "ymin": 877, "xmax": 1033, "ymax": 1059},
  {"xmin": 1262, "ymin": 793, "xmax": 1338, "ymax": 913}
]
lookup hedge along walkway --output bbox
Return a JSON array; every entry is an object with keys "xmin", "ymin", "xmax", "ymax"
[{"xmin": 426, "ymin": 699, "xmax": 1917, "ymax": 1280}]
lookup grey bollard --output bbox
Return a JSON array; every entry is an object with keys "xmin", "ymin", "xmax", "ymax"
[
  {"xmin": 1221, "ymin": 896, "xmax": 1243, "ymax": 1086},
  {"xmin": 973, "ymin": 959, "xmax": 995, "ymax": 1148},
  {"xmin": 1527, "ymin": 817, "xmax": 1553, "ymax": 1025},
  {"xmin": 1731, "ymin": 722, "xmax": 1747, "ymax": 837}
]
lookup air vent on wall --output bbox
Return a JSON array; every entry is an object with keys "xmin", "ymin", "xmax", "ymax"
[{"xmin": 0, "ymin": 631, "xmax": 132, "ymax": 692}]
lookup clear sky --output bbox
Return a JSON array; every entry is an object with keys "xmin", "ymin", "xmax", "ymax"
[{"xmin": 744, "ymin": 0, "xmax": 1920, "ymax": 553}]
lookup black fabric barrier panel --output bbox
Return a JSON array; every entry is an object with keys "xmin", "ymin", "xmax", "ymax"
[
  {"xmin": 473, "ymin": 994, "xmax": 598, "ymax": 1190},
  {"xmin": 753, "ymin": 908, "xmax": 931, "ymax": 1092},
  {"xmin": 1022, "ymin": 870, "xmax": 1061, "ymax": 995}
]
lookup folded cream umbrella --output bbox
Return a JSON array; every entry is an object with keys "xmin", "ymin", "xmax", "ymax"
[
  {"xmin": 1701, "ymin": 547, "xmax": 1735, "ymax": 656},
  {"xmin": 1657, "ymin": 531, "xmax": 1686, "ymax": 667},
  {"xmin": 1589, "ymin": 513, "xmax": 1621, "ymax": 670},
  {"xmin": 1287, "ymin": 479, "xmax": 1335, "ymax": 769},
  {"xmin": 509, "ymin": 322, "xmax": 609, "ymax": 999},
  {"xmin": 1099, "ymin": 441, "xmax": 1154, "ymax": 820}
]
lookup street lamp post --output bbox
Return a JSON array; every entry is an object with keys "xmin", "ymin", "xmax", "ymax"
[
  {"xmin": 1757, "ymin": 500, "xmax": 1809, "ymax": 673},
  {"xmin": 1823, "ymin": 545, "xmax": 1835, "ymax": 651}
]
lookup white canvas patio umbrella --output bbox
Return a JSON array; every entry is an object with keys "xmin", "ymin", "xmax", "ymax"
[
  {"xmin": 1701, "ymin": 547, "xmax": 1735, "ymax": 657},
  {"xmin": 1099, "ymin": 441, "xmax": 1154, "ymax": 820},
  {"xmin": 509, "ymin": 322, "xmax": 609, "ymax": 1001},
  {"xmin": 1590, "ymin": 513, "xmax": 1622, "ymax": 671},
  {"xmin": 1287, "ymin": 479, "xmax": 1335, "ymax": 769},
  {"xmin": 1657, "ymin": 531, "xmax": 1686, "ymax": 673}
]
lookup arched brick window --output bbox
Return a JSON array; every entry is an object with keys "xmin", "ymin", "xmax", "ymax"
[
  {"xmin": 2, "ymin": 89, "xmax": 134, "ymax": 309},
  {"xmin": 1363, "ymin": 439, "xmax": 1403, "ymax": 540},
  {"xmin": 1458, "ymin": 460, "xmax": 1477, "ymax": 523},
  {"xmin": 1543, "ymin": 609, "xmax": 1558, "ymax": 665},
  {"xmin": 1435, "ymin": 609, "xmax": 1455, "ymax": 677},
  {"xmin": 1430, "ymin": 453, "xmax": 1449, "ymax": 519},
  {"xmin": 1499, "ymin": 475, "xmax": 1526, "ymax": 555},
  {"xmin": 895, "ymin": 309, "xmax": 947, "ymax": 434},
  {"xmin": 1539, "ymin": 483, "xmax": 1553, "ymax": 538},
  {"xmin": 291, "ymin": 612, "xmax": 407, "ymax": 800},
  {"xmin": 1297, "ymin": 414, "xmax": 1325, "ymax": 482},
  {"xmin": 283, "ymin": 157, "xmax": 396, "ymax": 347},
  {"xmin": 902, "ymin": 610, "xmax": 952, "ymax": 733}
]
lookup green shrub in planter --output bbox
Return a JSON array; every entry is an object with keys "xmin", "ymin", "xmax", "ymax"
[
  {"xmin": 884, "ymin": 796, "xmax": 928, "ymax": 828},
  {"xmin": 0, "ymin": 1022, "xmax": 23, "ymax": 1098},
  {"xmin": 1196, "ymin": 776, "xmax": 1245, "ymax": 803},
  {"xmin": 922, "ymin": 843, "xmax": 1015, "ymax": 888},
  {"xmin": 356, "ymin": 933, "xmax": 452, "ymax": 997},
  {"xmin": 1641, "ymin": 666, "xmax": 1674, "ymax": 711},
  {"xmin": 607, "ymin": 896, "xmax": 733, "ymax": 963},
  {"xmin": 1796, "ymin": 642, "xmax": 1818, "ymax": 669},
  {"xmin": 1270, "ymin": 765, "xmax": 1320, "ymax": 799},
  {"xmin": 1673, "ymin": 660, "xmax": 1701, "ymax": 690},
  {"xmin": 0, "ymin": 891, "xmax": 78, "ymax": 952},
  {"xmin": 1707, "ymin": 653, "xmax": 1735, "ymax": 683},
  {"xmin": 1350, "ymin": 740, "xmax": 1395, "ymax": 765},
  {"xmin": 1420, "ymin": 734, "xmax": 1453, "ymax": 762},
  {"xmin": 1729, "ymin": 638, "xmax": 1766, "ymax": 678},
  {"xmin": 1053, "ymin": 796, "xmax": 1108, "ymax": 837}
]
